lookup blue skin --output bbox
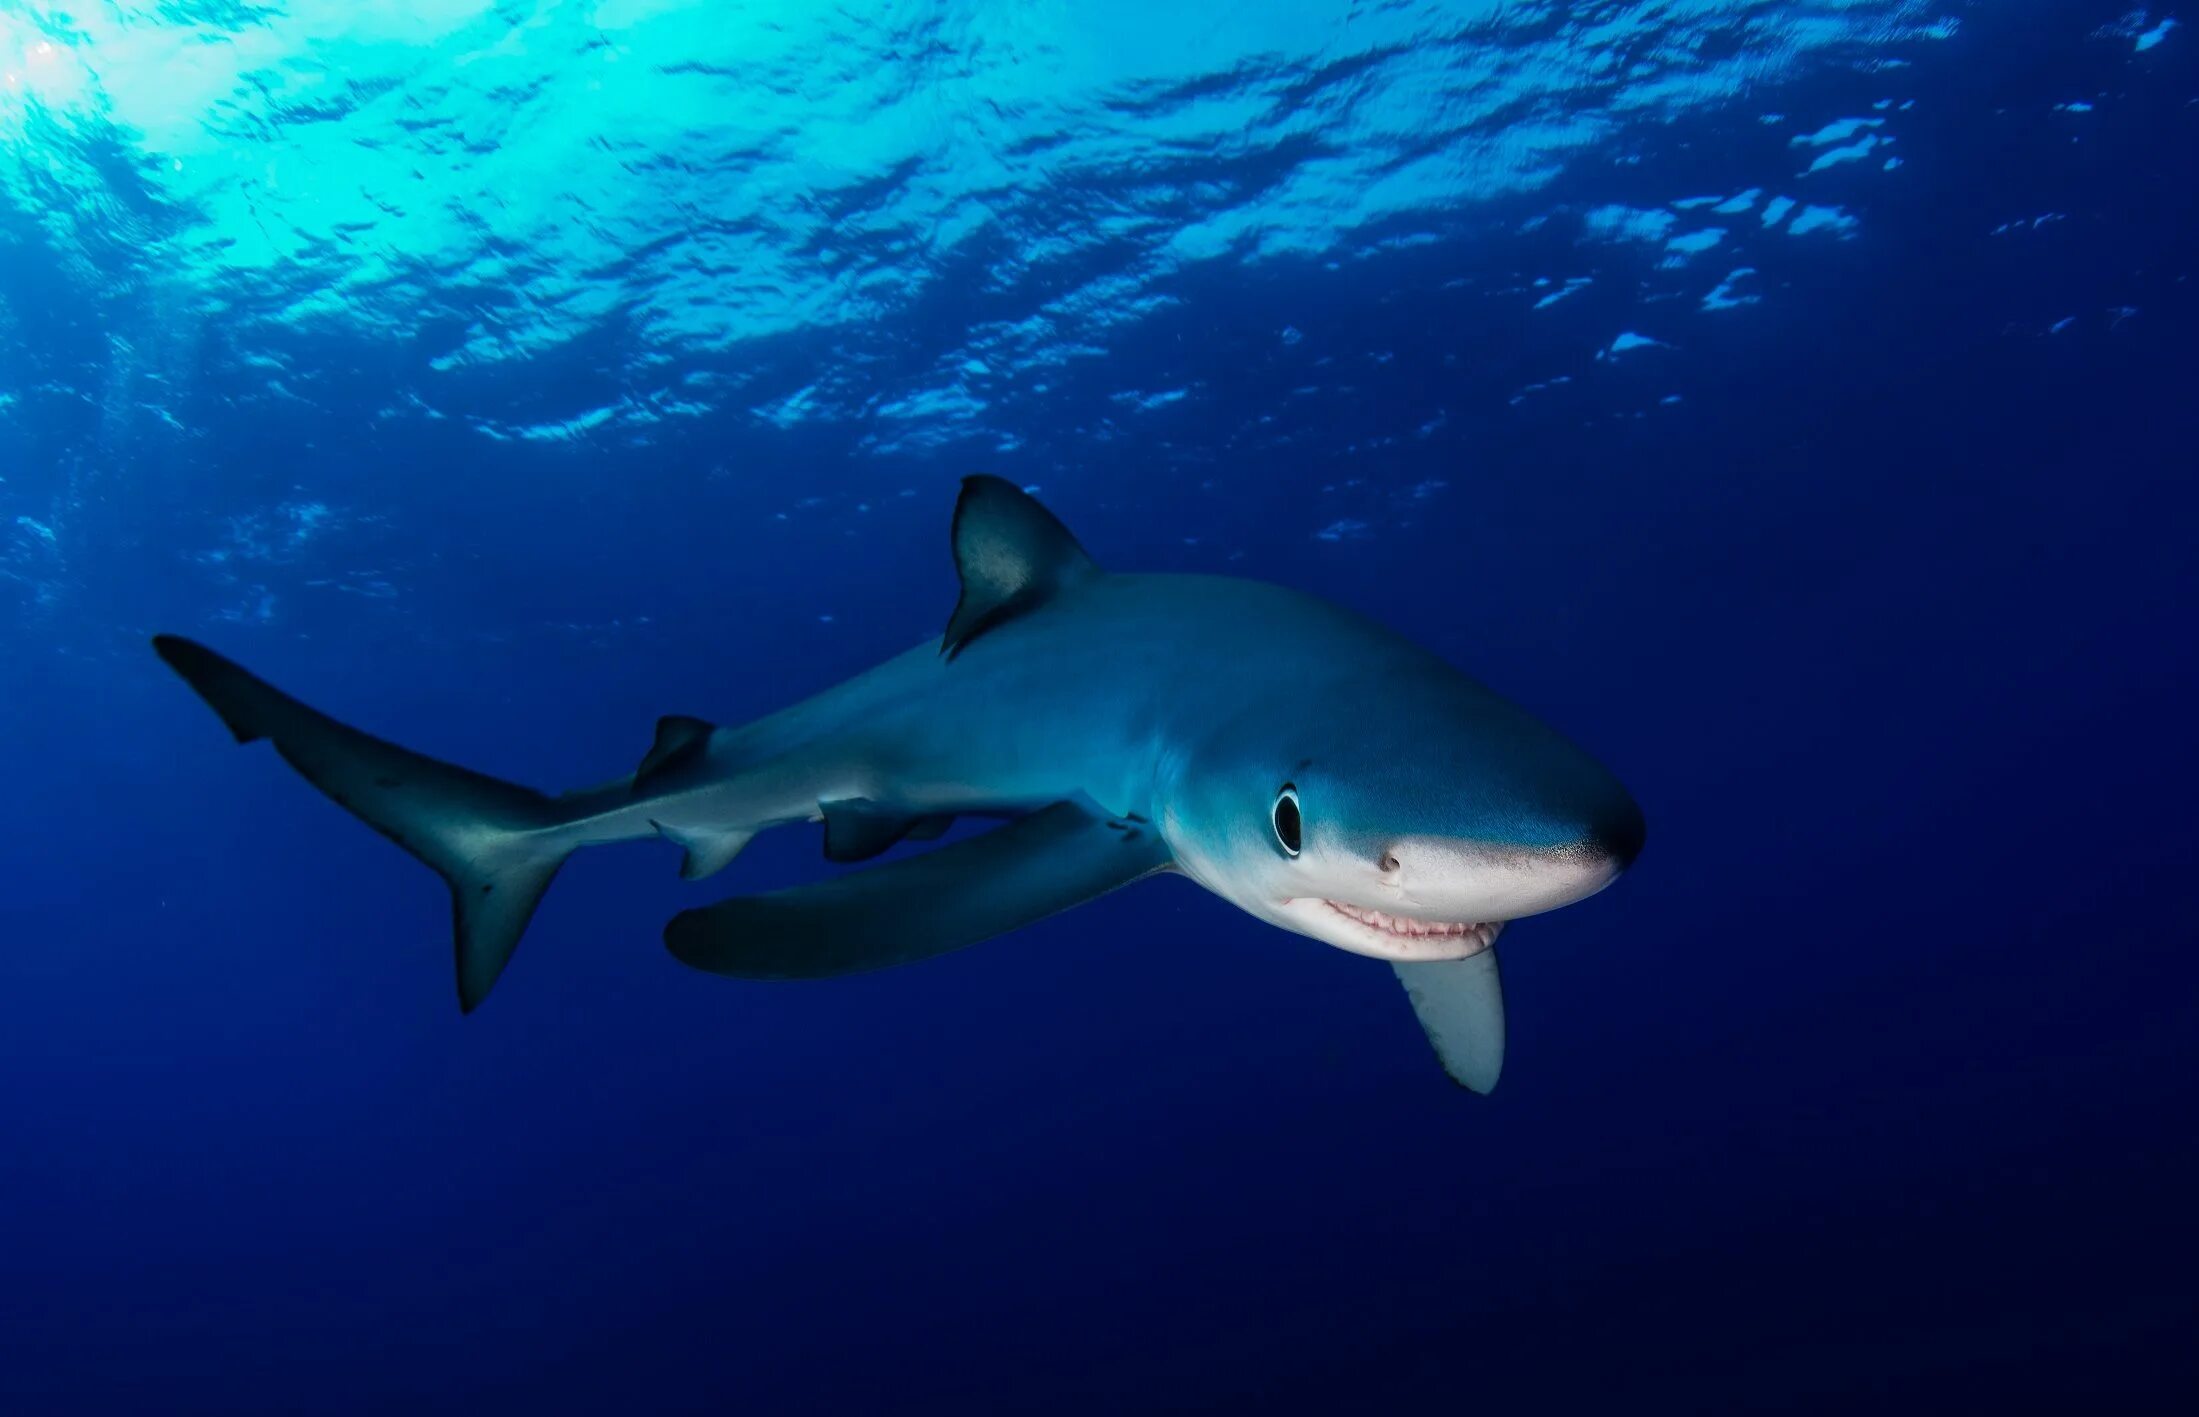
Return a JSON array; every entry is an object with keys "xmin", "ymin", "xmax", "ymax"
[
  {"xmin": 560, "ymin": 570, "xmax": 1642, "ymax": 963},
  {"xmin": 153, "ymin": 479, "xmax": 1641, "ymax": 1088}
]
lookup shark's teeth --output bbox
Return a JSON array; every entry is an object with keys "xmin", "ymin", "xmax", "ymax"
[{"xmin": 1321, "ymin": 901, "xmax": 1500, "ymax": 947}]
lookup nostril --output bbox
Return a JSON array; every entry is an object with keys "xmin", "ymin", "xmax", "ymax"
[{"xmin": 1379, "ymin": 852, "xmax": 1402, "ymax": 874}]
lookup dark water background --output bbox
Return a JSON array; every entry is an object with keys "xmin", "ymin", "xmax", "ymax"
[{"xmin": 3, "ymin": 2, "xmax": 2195, "ymax": 1411}]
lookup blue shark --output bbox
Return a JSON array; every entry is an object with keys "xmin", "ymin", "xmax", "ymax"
[{"xmin": 155, "ymin": 477, "xmax": 1642, "ymax": 1092}]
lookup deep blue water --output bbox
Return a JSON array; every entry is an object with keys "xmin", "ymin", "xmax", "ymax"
[{"xmin": 4, "ymin": 2, "xmax": 2197, "ymax": 1412}]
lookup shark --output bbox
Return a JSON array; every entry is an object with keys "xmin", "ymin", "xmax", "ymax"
[{"xmin": 154, "ymin": 476, "xmax": 1642, "ymax": 1093}]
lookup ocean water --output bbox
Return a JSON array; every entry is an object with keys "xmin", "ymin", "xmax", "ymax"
[{"xmin": 3, "ymin": 1, "xmax": 2196, "ymax": 1411}]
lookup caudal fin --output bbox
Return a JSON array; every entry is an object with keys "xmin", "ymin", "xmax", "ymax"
[{"xmin": 153, "ymin": 635, "xmax": 571, "ymax": 1012}]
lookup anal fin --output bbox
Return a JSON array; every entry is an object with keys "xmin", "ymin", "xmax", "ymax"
[{"xmin": 653, "ymin": 820, "xmax": 754, "ymax": 881}]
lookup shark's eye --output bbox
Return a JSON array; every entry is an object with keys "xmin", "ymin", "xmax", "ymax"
[{"xmin": 1272, "ymin": 784, "xmax": 1302, "ymax": 857}]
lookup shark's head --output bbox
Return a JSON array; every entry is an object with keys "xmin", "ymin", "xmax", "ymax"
[{"xmin": 1158, "ymin": 650, "xmax": 1643, "ymax": 963}]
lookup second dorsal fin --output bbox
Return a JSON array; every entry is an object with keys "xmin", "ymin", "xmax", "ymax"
[
  {"xmin": 941, "ymin": 476, "xmax": 1099, "ymax": 659},
  {"xmin": 635, "ymin": 715, "xmax": 713, "ymax": 787}
]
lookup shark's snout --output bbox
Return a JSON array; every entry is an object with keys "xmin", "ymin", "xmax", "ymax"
[
  {"xmin": 1372, "ymin": 772, "xmax": 1643, "ymax": 901},
  {"xmin": 1584, "ymin": 793, "xmax": 1646, "ymax": 872}
]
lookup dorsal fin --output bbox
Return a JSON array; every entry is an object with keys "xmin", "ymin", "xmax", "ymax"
[
  {"xmin": 941, "ymin": 476, "xmax": 1099, "ymax": 659},
  {"xmin": 635, "ymin": 715, "xmax": 713, "ymax": 787}
]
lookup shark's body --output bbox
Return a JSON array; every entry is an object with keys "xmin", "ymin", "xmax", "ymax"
[{"xmin": 157, "ymin": 477, "xmax": 1642, "ymax": 1092}]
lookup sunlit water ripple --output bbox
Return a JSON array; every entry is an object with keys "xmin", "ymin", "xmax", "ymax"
[{"xmin": 0, "ymin": 1, "xmax": 2184, "ymax": 644}]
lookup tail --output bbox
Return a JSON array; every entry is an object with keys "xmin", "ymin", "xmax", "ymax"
[{"xmin": 153, "ymin": 635, "xmax": 574, "ymax": 1012}]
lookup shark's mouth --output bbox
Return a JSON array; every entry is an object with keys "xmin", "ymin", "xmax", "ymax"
[{"xmin": 1321, "ymin": 900, "xmax": 1501, "ymax": 951}]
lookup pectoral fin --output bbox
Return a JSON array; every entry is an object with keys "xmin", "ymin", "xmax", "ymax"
[
  {"xmin": 1393, "ymin": 947, "xmax": 1506, "ymax": 1094},
  {"xmin": 666, "ymin": 802, "xmax": 1171, "ymax": 980}
]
